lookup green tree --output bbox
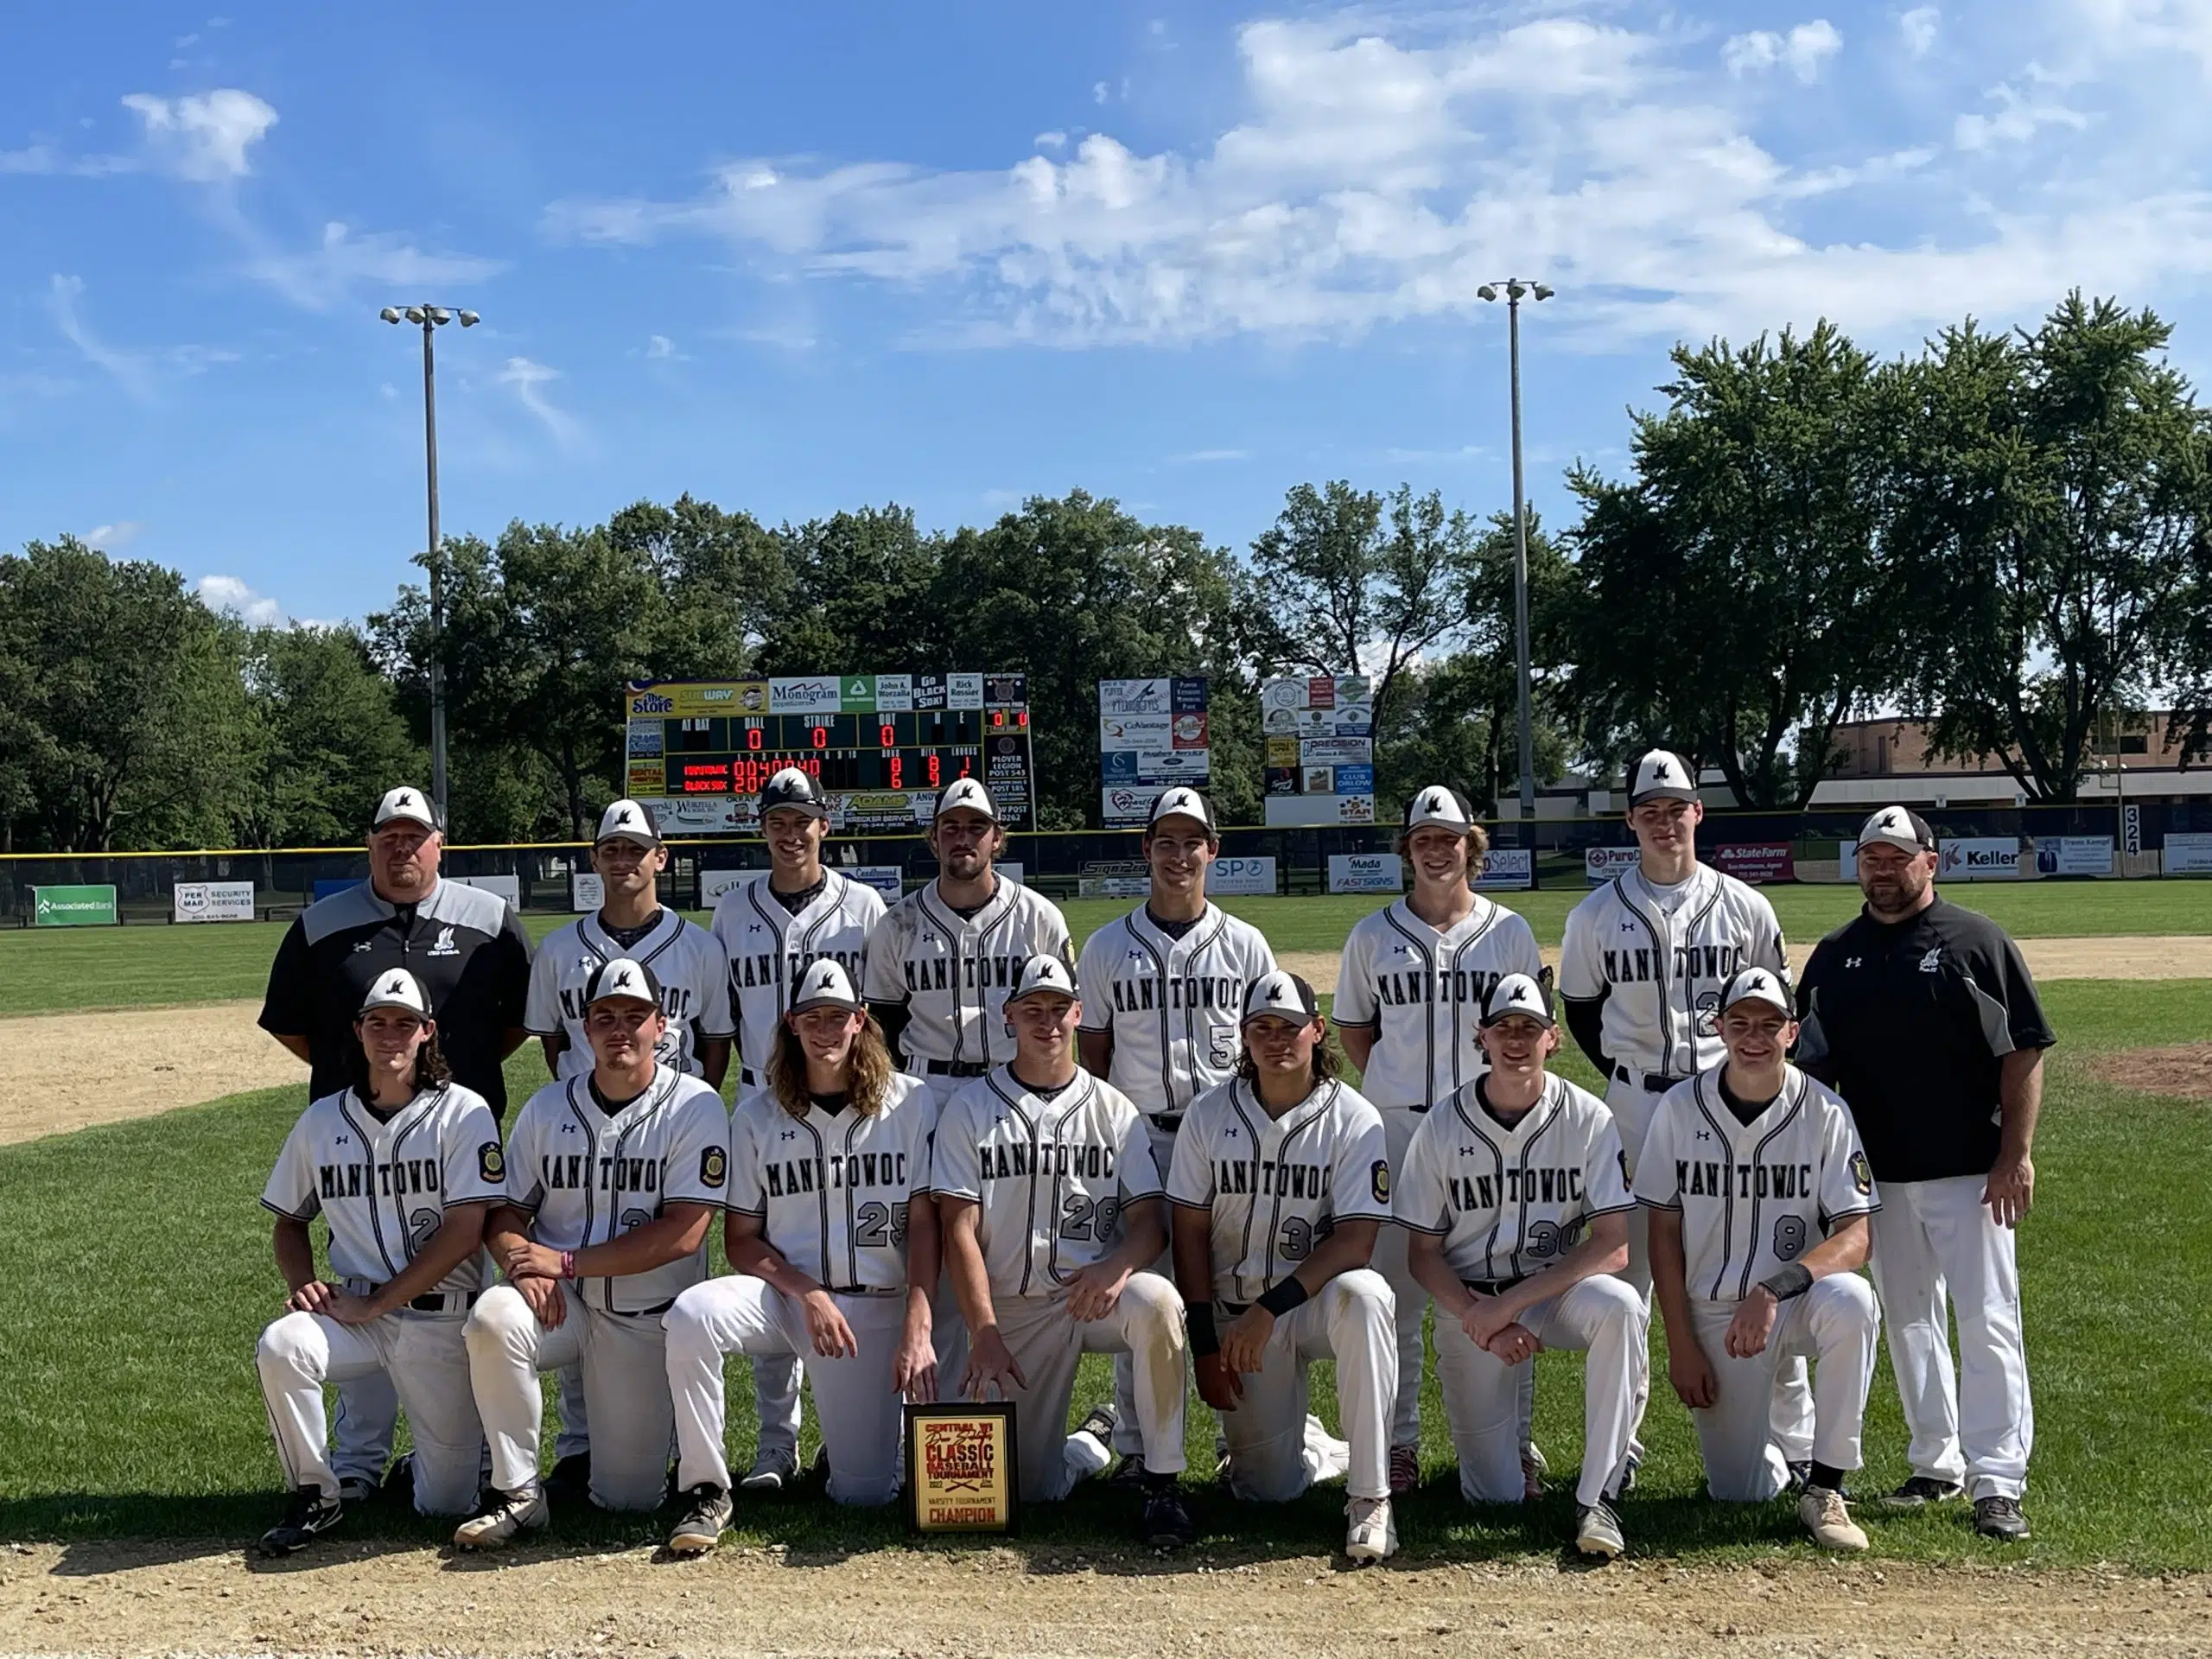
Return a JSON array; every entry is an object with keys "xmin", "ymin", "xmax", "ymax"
[
  {"xmin": 232, "ymin": 624, "xmax": 425, "ymax": 848},
  {"xmin": 752, "ymin": 505, "xmax": 945, "ymax": 675}
]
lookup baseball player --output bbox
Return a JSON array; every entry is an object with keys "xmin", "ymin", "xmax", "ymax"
[
  {"xmin": 252, "ymin": 969, "xmax": 502, "ymax": 1554},
  {"xmin": 1168, "ymin": 970, "xmax": 1399, "ymax": 1563},
  {"xmin": 454, "ymin": 958, "xmax": 729, "ymax": 1546},
  {"xmin": 1559, "ymin": 748, "xmax": 1800, "ymax": 1478},
  {"xmin": 1394, "ymin": 973, "xmax": 1645, "ymax": 1560},
  {"xmin": 525, "ymin": 798, "xmax": 734, "ymax": 1498},
  {"xmin": 935, "ymin": 957, "xmax": 1196, "ymax": 1547},
  {"xmin": 663, "ymin": 961, "xmax": 939, "ymax": 1554},
  {"xmin": 1076, "ymin": 785, "xmax": 1274, "ymax": 1475},
  {"xmin": 1637, "ymin": 967, "xmax": 1881, "ymax": 1551},
  {"xmin": 710, "ymin": 766, "xmax": 885, "ymax": 1491},
  {"xmin": 1335, "ymin": 785, "xmax": 1542, "ymax": 1496}
]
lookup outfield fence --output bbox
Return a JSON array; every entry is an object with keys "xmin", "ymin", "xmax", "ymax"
[{"xmin": 3, "ymin": 799, "xmax": 2205, "ymax": 925}]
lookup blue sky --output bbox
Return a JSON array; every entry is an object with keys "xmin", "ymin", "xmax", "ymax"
[{"xmin": 6, "ymin": 0, "xmax": 2212, "ymax": 627}]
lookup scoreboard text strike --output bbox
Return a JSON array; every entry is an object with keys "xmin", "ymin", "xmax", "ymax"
[{"xmin": 623, "ymin": 674, "xmax": 1034, "ymax": 833}]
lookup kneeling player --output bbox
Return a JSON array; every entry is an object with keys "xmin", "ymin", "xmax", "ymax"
[
  {"xmin": 1170, "ymin": 970, "xmax": 1399, "ymax": 1562},
  {"xmin": 934, "ymin": 957, "xmax": 1196, "ymax": 1547},
  {"xmin": 254, "ymin": 969, "xmax": 503, "ymax": 1554},
  {"xmin": 663, "ymin": 961, "xmax": 939, "ymax": 1553},
  {"xmin": 456, "ymin": 959, "xmax": 729, "ymax": 1546},
  {"xmin": 1638, "ymin": 967, "xmax": 1881, "ymax": 1550},
  {"xmin": 1395, "ymin": 974, "xmax": 1647, "ymax": 1560}
]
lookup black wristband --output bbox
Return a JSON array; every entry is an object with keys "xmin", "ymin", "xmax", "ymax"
[
  {"xmin": 1758, "ymin": 1263, "xmax": 1814, "ymax": 1301},
  {"xmin": 1185, "ymin": 1301, "xmax": 1219, "ymax": 1357},
  {"xmin": 1255, "ymin": 1276, "xmax": 1311, "ymax": 1319}
]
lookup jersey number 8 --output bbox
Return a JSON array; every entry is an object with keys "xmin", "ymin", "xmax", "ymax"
[{"xmin": 1771, "ymin": 1213, "xmax": 1808, "ymax": 1262}]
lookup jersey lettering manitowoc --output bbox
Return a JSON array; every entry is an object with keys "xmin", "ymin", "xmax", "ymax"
[
  {"xmin": 1332, "ymin": 897, "xmax": 1543, "ymax": 1109},
  {"xmin": 710, "ymin": 871, "xmax": 885, "ymax": 1074},
  {"xmin": 525, "ymin": 910, "xmax": 735, "ymax": 1079},
  {"xmin": 1074, "ymin": 906, "xmax": 1276, "ymax": 1120},
  {"xmin": 864, "ymin": 880, "xmax": 1073, "ymax": 1073}
]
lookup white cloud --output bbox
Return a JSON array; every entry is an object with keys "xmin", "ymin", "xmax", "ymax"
[
  {"xmin": 196, "ymin": 573, "xmax": 287, "ymax": 626},
  {"xmin": 47, "ymin": 275, "xmax": 156, "ymax": 402},
  {"xmin": 120, "ymin": 89, "xmax": 276, "ymax": 181},
  {"xmin": 83, "ymin": 521, "xmax": 143, "ymax": 551},
  {"xmin": 1955, "ymin": 82, "xmax": 2091, "ymax": 149},
  {"xmin": 645, "ymin": 333, "xmax": 677, "ymax": 358},
  {"xmin": 1093, "ymin": 81, "xmax": 1110, "ymax": 104},
  {"xmin": 1725, "ymin": 20, "xmax": 1843, "ymax": 81},
  {"xmin": 1900, "ymin": 6, "xmax": 1941, "ymax": 57},
  {"xmin": 240, "ymin": 219, "xmax": 499, "ymax": 311},
  {"xmin": 1034, "ymin": 130, "xmax": 1067, "ymax": 150},
  {"xmin": 499, "ymin": 356, "xmax": 585, "ymax": 451},
  {"xmin": 1171, "ymin": 448, "xmax": 1250, "ymax": 463}
]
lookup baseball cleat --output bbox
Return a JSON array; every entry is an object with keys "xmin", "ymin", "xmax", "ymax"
[
  {"xmin": 668, "ymin": 1484, "xmax": 734, "ymax": 1556},
  {"xmin": 1574, "ymin": 1500, "xmax": 1625, "ymax": 1561},
  {"xmin": 335, "ymin": 1473, "xmax": 382, "ymax": 1506},
  {"xmin": 1106, "ymin": 1452, "xmax": 1149, "ymax": 1488},
  {"xmin": 1388, "ymin": 1444, "xmax": 1421, "ymax": 1497},
  {"xmin": 1785, "ymin": 1459, "xmax": 1815, "ymax": 1496},
  {"xmin": 1881, "ymin": 1475, "xmax": 1964, "ymax": 1510},
  {"xmin": 1798, "ymin": 1486, "xmax": 1869, "ymax": 1552},
  {"xmin": 1141, "ymin": 1482, "xmax": 1198, "ymax": 1550},
  {"xmin": 451, "ymin": 1484, "xmax": 549, "ymax": 1550},
  {"xmin": 257, "ymin": 1485, "xmax": 343, "ymax": 1555},
  {"xmin": 1973, "ymin": 1495, "xmax": 2031, "ymax": 1541},
  {"xmin": 1344, "ymin": 1495, "xmax": 1398, "ymax": 1563},
  {"xmin": 1613, "ymin": 1450, "xmax": 1641, "ymax": 1497},
  {"xmin": 1522, "ymin": 1440, "xmax": 1548, "ymax": 1501},
  {"xmin": 737, "ymin": 1447, "xmax": 799, "ymax": 1494}
]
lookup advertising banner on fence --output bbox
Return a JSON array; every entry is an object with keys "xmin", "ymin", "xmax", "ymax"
[
  {"xmin": 1585, "ymin": 847, "xmax": 1643, "ymax": 883},
  {"xmin": 1079, "ymin": 860, "xmax": 1153, "ymax": 899},
  {"xmin": 1263, "ymin": 675, "xmax": 1375, "ymax": 827},
  {"xmin": 571, "ymin": 873, "xmax": 605, "ymax": 912},
  {"xmin": 1712, "ymin": 842, "xmax": 1796, "ymax": 885},
  {"xmin": 702, "ymin": 868, "xmax": 748, "ymax": 905},
  {"xmin": 2034, "ymin": 836, "xmax": 2113, "ymax": 877},
  {"xmin": 1938, "ymin": 837, "xmax": 2022, "ymax": 880},
  {"xmin": 1100, "ymin": 678, "xmax": 1209, "ymax": 825},
  {"xmin": 2164, "ymin": 831, "xmax": 2212, "ymax": 874},
  {"xmin": 1208, "ymin": 855, "xmax": 1277, "ymax": 897},
  {"xmin": 1327, "ymin": 854, "xmax": 1404, "ymax": 893},
  {"xmin": 449, "ymin": 874, "xmax": 522, "ymax": 907},
  {"xmin": 1472, "ymin": 849, "xmax": 1535, "ymax": 891},
  {"xmin": 853, "ymin": 867, "xmax": 906, "ymax": 899},
  {"xmin": 33, "ymin": 884, "xmax": 118, "ymax": 926},
  {"xmin": 174, "ymin": 880, "xmax": 254, "ymax": 922}
]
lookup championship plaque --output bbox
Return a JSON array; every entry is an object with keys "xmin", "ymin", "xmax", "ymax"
[{"xmin": 903, "ymin": 1402, "xmax": 1020, "ymax": 1535}]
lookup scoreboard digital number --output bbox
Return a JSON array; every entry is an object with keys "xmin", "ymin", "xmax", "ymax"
[{"xmin": 623, "ymin": 674, "xmax": 1034, "ymax": 833}]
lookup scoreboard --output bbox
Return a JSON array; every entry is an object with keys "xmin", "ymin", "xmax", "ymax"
[{"xmin": 623, "ymin": 673, "xmax": 1034, "ymax": 832}]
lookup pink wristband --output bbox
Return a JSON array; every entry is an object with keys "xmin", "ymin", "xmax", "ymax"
[{"xmin": 560, "ymin": 1250, "xmax": 576, "ymax": 1281}]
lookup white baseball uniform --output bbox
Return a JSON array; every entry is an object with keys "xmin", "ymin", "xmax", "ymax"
[
  {"xmin": 931, "ymin": 1066, "xmax": 1188, "ymax": 1502},
  {"xmin": 710, "ymin": 867, "xmax": 884, "ymax": 1463},
  {"xmin": 1634, "ymin": 1065, "xmax": 1881, "ymax": 1501},
  {"xmin": 1167, "ymin": 1077, "xmax": 1397, "ymax": 1502},
  {"xmin": 665, "ymin": 1075, "xmax": 939, "ymax": 1506},
  {"xmin": 1393, "ymin": 1073, "xmax": 1646, "ymax": 1508},
  {"xmin": 463, "ymin": 1066, "xmax": 729, "ymax": 1511},
  {"xmin": 1334, "ymin": 895, "xmax": 1542, "ymax": 1446},
  {"xmin": 257, "ymin": 1083, "xmax": 504, "ymax": 1514},
  {"xmin": 525, "ymin": 909, "xmax": 735, "ymax": 1079},
  {"xmin": 1077, "ymin": 902, "xmax": 1274, "ymax": 1455}
]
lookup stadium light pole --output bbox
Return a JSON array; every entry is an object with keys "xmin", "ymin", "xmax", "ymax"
[
  {"xmin": 379, "ymin": 303, "xmax": 480, "ymax": 826},
  {"xmin": 1477, "ymin": 279, "xmax": 1552, "ymax": 833}
]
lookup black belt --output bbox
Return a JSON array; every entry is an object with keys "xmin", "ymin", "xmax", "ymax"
[
  {"xmin": 1461, "ymin": 1276, "xmax": 1526, "ymax": 1298},
  {"xmin": 1616, "ymin": 1067, "xmax": 1682, "ymax": 1093},
  {"xmin": 825, "ymin": 1285, "xmax": 903, "ymax": 1298},
  {"xmin": 1147, "ymin": 1112, "xmax": 1183, "ymax": 1135},
  {"xmin": 925, "ymin": 1059, "xmax": 991, "ymax": 1078},
  {"xmin": 351, "ymin": 1281, "xmax": 480, "ymax": 1315},
  {"xmin": 740, "ymin": 1066, "xmax": 761, "ymax": 1087}
]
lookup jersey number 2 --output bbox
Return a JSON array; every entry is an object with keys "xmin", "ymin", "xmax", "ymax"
[{"xmin": 1059, "ymin": 1192, "xmax": 1122, "ymax": 1242}]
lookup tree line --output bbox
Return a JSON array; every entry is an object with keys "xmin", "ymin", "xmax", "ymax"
[{"xmin": 4, "ymin": 291, "xmax": 2208, "ymax": 853}]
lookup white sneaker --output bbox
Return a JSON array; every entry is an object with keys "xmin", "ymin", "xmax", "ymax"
[
  {"xmin": 1799, "ymin": 1486, "xmax": 1869, "ymax": 1552},
  {"xmin": 451, "ymin": 1485, "xmax": 549, "ymax": 1550},
  {"xmin": 1575, "ymin": 1499, "xmax": 1625, "ymax": 1560},
  {"xmin": 1344, "ymin": 1495, "xmax": 1397, "ymax": 1563}
]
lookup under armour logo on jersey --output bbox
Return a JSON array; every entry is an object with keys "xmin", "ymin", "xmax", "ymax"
[
  {"xmin": 1224, "ymin": 1125, "xmax": 1239, "ymax": 1138},
  {"xmin": 1694, "ymin": 1128, "xmax": 1713, "ymax": 1142},
  {"xmin": 780, "ymin": 1128, "xmax": 797, "ymax": 1141},
  {"xmin": 1846, "ymin": 957, "xmax": 1864, "ymax": 969},
  {"xmin": 334, "ymin": 1135, "xmax": 350, "ymax": 1147},
  {"xmin": 1619, "ymin": 919, "xmax": 1637, "ymax": 935}
]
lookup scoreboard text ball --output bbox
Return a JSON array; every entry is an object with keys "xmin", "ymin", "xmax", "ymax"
[{"xmin": 664, "ymin": 711, "xmax": 1026, "ymax": 794}]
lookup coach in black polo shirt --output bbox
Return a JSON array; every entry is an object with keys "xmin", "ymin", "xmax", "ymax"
[
  {"xmin": 257, "ymin": 785, "xmax": 533, "ymax": 1501},
  {"xmin": 1795, "ymin": 806, "xmax": 2053, "ymax": 1543}
]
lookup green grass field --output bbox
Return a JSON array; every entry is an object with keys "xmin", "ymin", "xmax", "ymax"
[
  {"xmin": 2, "ymin": 933, "xmax": 2207, "ymax": 1567},
  {"xmin": 3, "ymin": 880, "xmax": 2207, "ymax": 1017}
]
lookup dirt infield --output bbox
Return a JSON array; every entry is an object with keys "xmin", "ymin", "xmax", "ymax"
[
  {"xmin": 1278, "ymin": 934, "xmax": 2212, "ymax": 996},
  {"xmin": 0, "ymin": 1001, "xmax": 303, "ymax": 1147},
  {"xmin": 3, "ymin": 1541, "xmax": 2207, "ymax": 1657},
  {"xmin": 2093, "ymin": 1044, "xmax": 2212, "ymax": 1100}
]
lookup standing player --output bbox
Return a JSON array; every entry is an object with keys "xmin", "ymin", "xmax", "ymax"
[
  {"xmin": 525, "ymin": 798, "xmax": 734, "ymax": 1498},
  {"xmin": 1395, "ymin": 974, "xmax": 1645, "ymax": 1560},
  {"xmin": 252, "ymin": 970, "xmax": 502, "ymax": 1554},
  {"xmin": 1558, "ymin": 749, "xmax": 1799, "ymax": 1478},
  {"xmin": 1637, "ymin": 968, "xmax": 1881, "ymax": 1550},
  {"xmin": 710, "ymin": 766, "xmax": 886, "ymax": 1491},
  {"xmin": 1076, "ymin": 785, "xmax": 1274, "ymax": 1477},
  {"xmin": 1169, "ymin": 970, "xmax": 1399, "ymax": 1562},
  {"xmin": 454, "ymin": 959, "xmax": 729, "ymax": 1544},
  {"xmin": 1334, "ymin": 785, "xmax": 1542, "ymax": 1495},
  {"xmin": 663, "ymin": 962, "xmax": 939, "ymax": 1553},
  {"xmin": 1796, "ymin": 806, "xmax": 2052, "ymax": 1541},
  {"xmin": 935, "ymin": 957, "xmax": 1196, "ymax": 1545}
]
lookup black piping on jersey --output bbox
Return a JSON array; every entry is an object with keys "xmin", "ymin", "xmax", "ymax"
[
  {"xmin": 582, "ymin": 907, "xmax": 683, "ymax": 976},
  {"xmin": 334, "ymin": 1086, "xmax": 448, "ymax": 1282},
  {"xmin": 1123, "ymin": 904, "xmax": 1230, "ymax": 1115},
  {"xmin": 1611, "ymin": 870, "xmax": 1725, "ymax": 1080},
  {"xmin": 916, "ymin": 880, "xmax": 1020, "ymax": 1070},
  {"xmin": 1223, "ymin": 1077, "xmax": 1339, "ymax": 1303},
  {"xmin": 741, "ymin": 871, "xmax": 861, "ymax": 1059},
  {"xmin": 982, "ymin": 1068, "xmax": 1046, "ymax": 1297},
  {"xmin": 556, "ymin": 1065, "xmax": 683, "ymax": 1314},
  {"xmin": 1380, "ymin": 899, "xmax": 1505, "ymax": 1109},
  {"xmin": 1688, "ymin": 1069, "xmax": 1807, "ymax": 1302},
  {"xmin": 1447, "ymin": 1077, "xmax": 1565, "ymax": 1282}
]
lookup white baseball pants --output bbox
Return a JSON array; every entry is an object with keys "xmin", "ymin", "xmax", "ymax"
[
  {"xmin": 1217, "ymin": 1269, "xmax": 1396, "ymax": 1503},
  {"xmin": 1109, "ymin": 1120, "xmax": 1186, "ymax": 1460},
  {"xmin": 1868, "ymin": 1174, "xmax": 2033, "ymax": 1499},
  {"xmin": 665, "ymin": 1278, "xmax": 914, "ymax": 1506},
  {"xmin": 256, "ymin": 1308, "xmax": 483, "ymax": 1514},
  {"xmin": 1683, "ymin": 1275, "xmax": 1878, "ymax": 1503},
  {"xmin": 1433, "ymin": 1274, "xmax": 1647, "ymax": 1510},
  {"xmin": 464, "ymin": 1283, "xmax": 674, "ymax": 1512},
  {"xmin": 918, "ymin": 1073, "xmax": 972, "ymax": 1410}
]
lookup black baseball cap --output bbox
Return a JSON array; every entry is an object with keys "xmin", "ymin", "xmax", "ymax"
[{"xmin": 760, "ymin": 766, "xmax": 830, "ymax": 820}]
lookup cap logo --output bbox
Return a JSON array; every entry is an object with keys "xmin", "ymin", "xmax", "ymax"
[
  {"xmin": 1650, "ymin": 760, "xmax": 1669, "ymax": 779},
  {"xmin": 396, "ymin": 792, "xmax": 415, "ymax": 809},
  {"xmin": 1426, "ymin": 791, "xmax": 1443, "ymax": 812}
]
